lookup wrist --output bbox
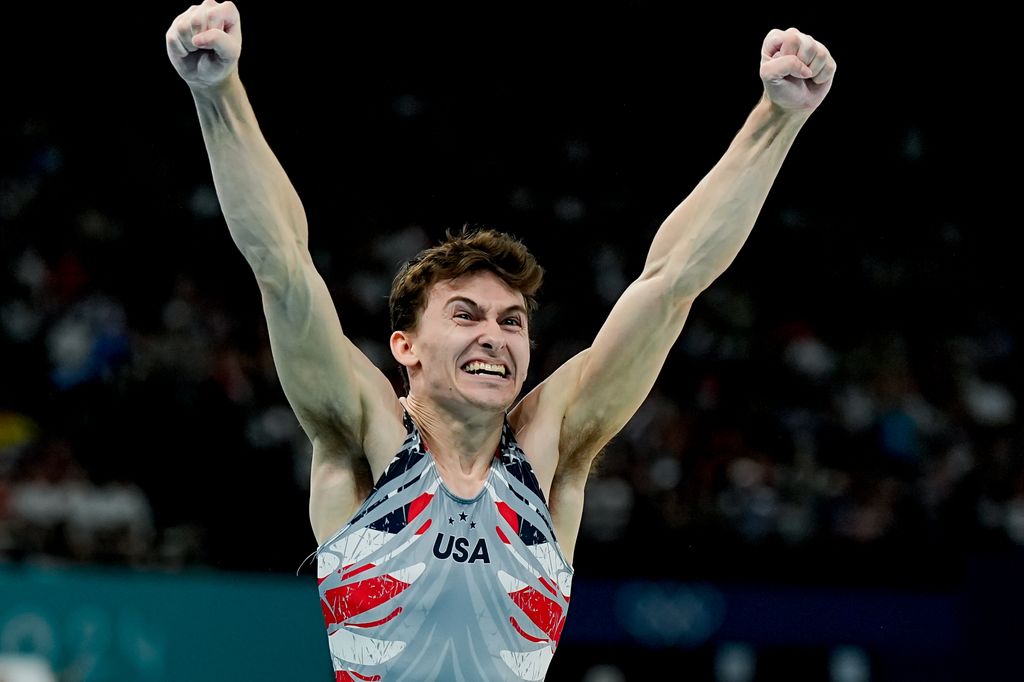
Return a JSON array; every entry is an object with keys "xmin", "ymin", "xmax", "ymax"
[
  {"xmin": 755, "ymin": 92, "xmax": 813, "ymax": 132},
  {"xmin": 189, "ymin": 71, "xmax": 244, "ymax": 103}
]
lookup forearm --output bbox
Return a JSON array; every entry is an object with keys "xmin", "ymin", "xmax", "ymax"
[
  {"xmin": 191, "ymin": 74, "xmax": 309, "ymax": 272},
  {"xmin": 644, "ymin": 94, "xmax": 812, "ymax": 298}
]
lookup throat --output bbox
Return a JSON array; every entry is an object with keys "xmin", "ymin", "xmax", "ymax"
[
  {"xmin": 403, "ymin": 394, "xmax": 504, "ymax": 481},
  {"xmin": 434, "ymin": 466, "xmax": 491, "ymax": 500},
  {"xmin": 426, "ymin": 437, "xmax": 500, "ymax": 490}
]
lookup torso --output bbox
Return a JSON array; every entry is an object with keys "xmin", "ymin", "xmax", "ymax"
[
  {"xmin": 315, "ymin": 411, "xmax": 574, "ymax": 682},
  {"xmin": 310, "ymin": 372, "xmax": 589, "ymax": 565}
]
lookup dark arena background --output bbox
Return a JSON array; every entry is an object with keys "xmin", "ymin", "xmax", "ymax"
[{"xmin": 1, "ymin": 3, "xmax": 1014, "ymax": 681}]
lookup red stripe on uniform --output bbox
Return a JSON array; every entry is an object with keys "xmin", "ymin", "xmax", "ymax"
[
  {"xmin": 508, "ymin": 585, "xmax": 566, "ymax": 644},
  {"xmin": 342, "ymin": 562, "xmax": 375, "ymax": 580},
  {"xmin": 336, "ymin": 671, "xmax": 381, "ymax": 681},
  {"xmin": 408, "ymin": 492, "xmax": 433, "ymax": 522},
  {"xmin": 322, "ymin": 574, "xmax": 412, "ymax": 626},
  {"xmin": 495, "ymin": 501, "xmax": 519, "ymax": 534},
  {"xmin": 509, "ymin": 615, "xmax": 547, "ymax": 643},
  {"xmin": 346, "ymin": 606, "xmax": 402, "ymax": 628},
  {"xmin": 495, "ymin": 525, "xmax": 510, "ymax": 544}
]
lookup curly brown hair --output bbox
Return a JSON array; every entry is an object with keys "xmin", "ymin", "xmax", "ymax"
[{"xmin": 388, "ymin": 226, "xmax": 544, "ymax": 335}]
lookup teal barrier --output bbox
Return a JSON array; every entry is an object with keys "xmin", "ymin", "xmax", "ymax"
[{"xmin": 0, "ymin": 565, "xmax": 332, "ymax": 681}]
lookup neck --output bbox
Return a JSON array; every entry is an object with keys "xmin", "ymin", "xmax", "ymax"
[{"xmin": 402, "ymin": 393, "xmax": 503, "ymax": 479}]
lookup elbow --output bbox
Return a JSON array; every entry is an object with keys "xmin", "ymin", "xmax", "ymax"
[
  {"xmin": 671, "ymin": 269, "xmax": 715, "ymax": 302},
  {"xmin": 247, "ymin": 243, "xmax": 311, "ymax": 293},
  {"xmin": 638, "ymin": 262, "xmax": 706, "ymax": 305}
]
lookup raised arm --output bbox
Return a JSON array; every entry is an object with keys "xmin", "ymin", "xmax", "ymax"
[
  {"xmin": 165, "ymin": 1, "xmax": 402, "ymax": 539},
  {"xmin": 546, "ymin": 28, "xmax": 837, "ymax": 486}
]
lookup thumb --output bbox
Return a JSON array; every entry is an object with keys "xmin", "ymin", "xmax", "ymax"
[{"xmin": 761, "ymin": 54, "xmax": 812, "ymax": 82}]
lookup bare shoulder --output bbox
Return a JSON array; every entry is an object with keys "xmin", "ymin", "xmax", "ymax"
[
  {"xmin": 508, "ymin": 348, "xmax": 590, "ymax": 499},
  {"xmin": 509, "ymin": 349, "xmax": 594, "ymax": 566},
  {"xmin": 362, "ymin": 391, "xmax": 409, "ymax": 479},
  {"xmin": 308, "ymin": 389, "xmax": 407, "ymax": 545}
]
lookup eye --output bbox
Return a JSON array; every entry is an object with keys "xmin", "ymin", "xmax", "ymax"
[
  {"xmin": 503, "ymin": 317, "xmax": 522, "ymax": 327},
  {"xmin": 454, "ymin": 311, "xmax": 472, "ymax": 320}
]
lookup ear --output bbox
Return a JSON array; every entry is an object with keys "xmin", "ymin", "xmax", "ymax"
[{"xmin": 390, "ymin": 330, "xmax": 418, "ymax": 369}]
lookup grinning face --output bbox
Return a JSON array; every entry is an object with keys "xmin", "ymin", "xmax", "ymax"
[{"xmin": 390, "ymin": 270, "xmax": 531, "ymax": 416}]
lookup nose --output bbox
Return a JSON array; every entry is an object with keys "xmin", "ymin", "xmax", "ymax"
[
  {"xmin": 481, "ymin": 338, "xmax": 504, "ymax": 352},
  {"xmin": 479, "ymin": 320, "xmax": 505, "ymax": 352}
]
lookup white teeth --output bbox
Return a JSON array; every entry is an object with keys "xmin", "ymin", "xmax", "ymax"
[{"xmin": 462, "ymin": 361, "xmax": 507, "ymax": 376}]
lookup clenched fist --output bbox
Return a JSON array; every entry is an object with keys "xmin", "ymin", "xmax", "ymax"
[
  {"xmin": 166, "ymin": 0, "xmax": 242, "ymax": 90},
  {"xmin": 760, "ymin": 28, "xmax": 836, "ymax": 112}
]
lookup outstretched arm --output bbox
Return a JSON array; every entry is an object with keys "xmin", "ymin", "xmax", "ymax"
[
  {"xmin": 165, "ymin": 1, "xmax": 402, "ymax": 539},
  {"xmin": 548, "ymin": 28, "xmax": 837, "ymax": 482}
]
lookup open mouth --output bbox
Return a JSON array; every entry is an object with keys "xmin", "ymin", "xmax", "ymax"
[{"xmin": 460, "ymin": 361, "xmax": 509, "ymax": 378}]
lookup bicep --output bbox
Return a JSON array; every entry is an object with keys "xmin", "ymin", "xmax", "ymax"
[
  {"xmin": 257, "ymin": 247, "xmax": 399, "ymax": 452},
  {"xmin": 560, "ymin": 273, "xmax": 693, "ymax": 466}
]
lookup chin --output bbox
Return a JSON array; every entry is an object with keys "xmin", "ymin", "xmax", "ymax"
[
  {"xmin": 462, "ymin": 385, "xmax": 519, "ymax": 413},
  {"xmin": 466, "ymin": 392, "xmax": 516, "ymax": 413}
]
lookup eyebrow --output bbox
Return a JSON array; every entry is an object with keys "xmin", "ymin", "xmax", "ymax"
[{"xmin": 445, "ymin": 296, "xmax": 527, "ymax": 318}]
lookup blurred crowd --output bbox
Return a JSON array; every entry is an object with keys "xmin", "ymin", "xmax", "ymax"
[{"xmin": 2, "ymin": 88, "xmax": 1020, "ymax": 585}]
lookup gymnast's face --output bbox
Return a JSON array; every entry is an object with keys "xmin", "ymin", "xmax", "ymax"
[{"xmin": 391, "ymin": 270, "xmax": 530, "ymax": 414}]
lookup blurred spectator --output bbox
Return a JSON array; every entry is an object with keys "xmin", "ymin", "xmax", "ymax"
[{"xmin": 6, "ymin": 437, "xmax": 154, "ymax": 566}]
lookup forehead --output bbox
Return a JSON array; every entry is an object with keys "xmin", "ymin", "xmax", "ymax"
[{"xmin": 426, "ymin": 271, "xmax": 525, "ymax": 309}]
